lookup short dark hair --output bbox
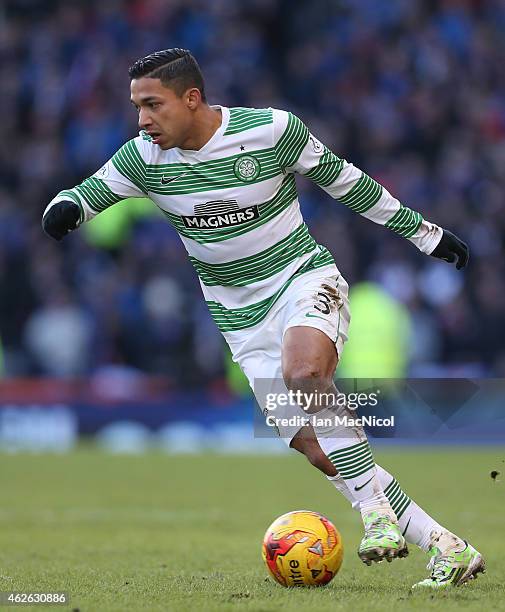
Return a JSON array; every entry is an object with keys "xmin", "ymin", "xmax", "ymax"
[{"xmin": 128, "ymin": 48, "xmax": 206, "ymax": 102}]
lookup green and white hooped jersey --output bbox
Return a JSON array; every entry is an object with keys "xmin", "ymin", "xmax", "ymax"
[{"xmin": 47, "ymin": 106, "xmax": 442, "ymax": 333}]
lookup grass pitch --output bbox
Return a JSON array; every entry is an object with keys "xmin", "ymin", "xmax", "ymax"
[{"xmin": 0, "ymin": 446, "xmax": 503, "ymax": 611}]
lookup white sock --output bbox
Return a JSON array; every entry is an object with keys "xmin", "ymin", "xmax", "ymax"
[
  {"xmin": 327, "ymin": 464, "xmax": 451, "ymax": 551},
  {"xmin": 313, "ymin": 408, "xmax": 395, "ymax": 522},
  {"xmin": 429, "ymin": 530, "xmax": 466, "ymax": 554}
]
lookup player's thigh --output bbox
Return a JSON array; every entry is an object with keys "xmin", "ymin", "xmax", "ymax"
[
  {"xmin": 281, "ymin": 267, "xmax": 350, "ymax": 390},
  {"xmin": 282, "ymin": 326, "xmax": 338, "ymax": 389}
]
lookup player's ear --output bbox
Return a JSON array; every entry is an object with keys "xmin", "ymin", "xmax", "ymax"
[{"xmin": 186, "ymin": 87, "xmax": 201, "ymax": 109}]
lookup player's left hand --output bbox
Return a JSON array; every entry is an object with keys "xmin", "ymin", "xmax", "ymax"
[{"xmin": 430, "ymin": 229, "xmax": 469, "ymax": 270}]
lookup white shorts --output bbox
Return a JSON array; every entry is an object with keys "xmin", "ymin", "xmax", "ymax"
[{"xmin": 223, "ymin": 264, "xmax": 351, "ymax": 445}]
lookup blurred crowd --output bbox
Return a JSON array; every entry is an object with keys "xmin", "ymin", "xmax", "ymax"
[{"xmin": 1, "ymin": 0, "xmax": 504, "ymax": 383}]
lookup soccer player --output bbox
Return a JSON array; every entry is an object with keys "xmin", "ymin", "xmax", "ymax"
[{"xmin": 42, "ymin": 49, "xmax": 484, "ymax": 587}]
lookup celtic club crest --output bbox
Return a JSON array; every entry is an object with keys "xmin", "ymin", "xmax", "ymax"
[{"xmin": 233, "ymin": 155, "xmax": 261, "ymax": 182}]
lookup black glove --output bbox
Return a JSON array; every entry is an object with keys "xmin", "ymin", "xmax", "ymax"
[
  {"xmin": 430, "ymin": 229, "xmax": 469, "ymax": 270},
  {"xmin": 42, "ymin": 201, "xmax": 80, "ymax": 241}
]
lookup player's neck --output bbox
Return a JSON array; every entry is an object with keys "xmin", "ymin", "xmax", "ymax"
[{"xmin": 178, "ymin": 106, "xmax": 222, "ymax": 152}]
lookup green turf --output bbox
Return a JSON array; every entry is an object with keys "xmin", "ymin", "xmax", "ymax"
[{"xmin": 0, "ymin": 447, "xmax": 503, "ymax": 611}]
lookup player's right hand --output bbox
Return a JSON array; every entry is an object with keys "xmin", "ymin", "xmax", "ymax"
[{"xmin": 42, "ymin": 200, "xmax": 80, "ymax": 241}]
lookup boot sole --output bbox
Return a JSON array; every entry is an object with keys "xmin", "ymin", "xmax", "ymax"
[{"xmin": 358, "ymin": 543, "xmax": 409, "ymax": 566}]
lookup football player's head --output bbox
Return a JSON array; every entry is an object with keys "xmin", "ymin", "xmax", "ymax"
[{"xmin": 129, "ymin": 48, "xmax": 207, "ymax": 149}]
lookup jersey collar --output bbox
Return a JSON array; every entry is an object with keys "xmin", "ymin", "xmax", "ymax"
[{"xmin": 175, "ymin": 105, "xmax": 229, "ymax": 159}]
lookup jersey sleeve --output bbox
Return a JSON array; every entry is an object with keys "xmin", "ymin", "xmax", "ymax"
[
  {"xmin": 44, "ymin": 137, "xmax": 149, "ymax": 224},
  {"xmin": 272, "ymin": 109, "xmax": 442, "ymax": 254}
]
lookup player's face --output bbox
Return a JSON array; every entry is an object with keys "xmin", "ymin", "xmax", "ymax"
[{"xmin": 130, "ymin": 78, "xmax": 195, "ymax": 149}]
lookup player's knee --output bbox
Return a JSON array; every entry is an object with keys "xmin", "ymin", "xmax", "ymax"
[{"xmin": 283, "ymin": 364, "xmax": 332, "ymax": 397}]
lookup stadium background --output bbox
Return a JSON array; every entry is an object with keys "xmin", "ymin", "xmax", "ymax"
[
  {"xmin": 1, "ymin": 0, "xmax": 504, "ymax": 449},
  {"xmin": 3, "ymin": 0, "xmax": 505, "ymax": 375},
  {"xmin": 1, "ymin": 3, "xmax": 504, "ymax": 610}
]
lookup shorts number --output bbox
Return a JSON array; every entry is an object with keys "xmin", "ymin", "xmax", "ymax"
[{"xmin": 314, "ymin": 292, "xmax": 332, "ymax": 315}]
